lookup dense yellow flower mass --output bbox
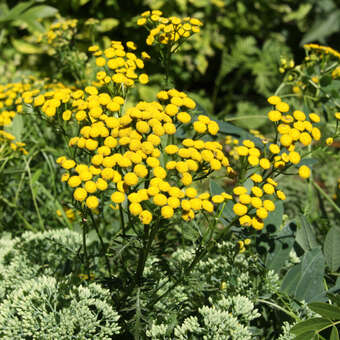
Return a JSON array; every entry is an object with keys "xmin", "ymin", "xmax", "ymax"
[
  {"xmin": 88, "ymin": 40, "xmax": 149, "ymax": 88},
  {"xmin": 58, "ymin": 87, "xmax": 234, "ymax": 225},
  {"xmin": 304, "ymin": 44, "xmax": 340, "ymax": 60},
  {"xmin": 137, "ymin": 10, "xmax": 203, "ymax": 48}
]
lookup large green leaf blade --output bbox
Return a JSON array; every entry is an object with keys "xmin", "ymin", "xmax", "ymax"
[
  {"xmin": 296, "ymin": 215, "xmax": 318, "ymax": 252},
  {"xmin": 331, "ymin": 326, "xmax": 340, "ymax": 340},
  {"xmin": 0, "ymin": 1, "xmax": 34, "ymax": 23},
  {"xmin": 291, "ymin": 317, "xmax": 331, "ymax": 335},
  {"xmin": 324, "ymin": 226, "xmax": 340, "ymax": 272},
  {"xmin": 308, "ymin": 302, "xmax": 340, "ymax": 321}
]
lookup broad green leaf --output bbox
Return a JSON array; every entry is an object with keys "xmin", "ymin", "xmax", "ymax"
[
  {"xmin": 281, "ymin": 248, "xmax": 325, "ymax": 302},
  {"xmin": 18, "ymin": 5, "xmax": 57, "ymax": 22},
  {"xmin": 12, "ymin": 38, "xmax": 43, "ymax": 54},
  {"xmin": 209, "ymin": 180, "xmax": 224, "ymax": 196},
  {"xmin": 196, "ymin": 54, "xmax": 208, "ymax": 74},
  {"xmin": 331, "ymin": 326, "xmax": 340, "ymax": 340},
  {"xmin": 281, "ymin": 263, "xmax": 302, "ymax": 294},
  {"xmin": 266, "ymin": 220, "xmax": 294, "ymax": 272},
  {"xmin": 308, "ymin": 302, "xmax": 340, "ymax": 321},
  {"xmin": 324, "ymin": 227, "xmax": 340, "ymax": 272},
  {"xmin": 264, "ymin": 201, "xmax": 283, "ymax": 228},
  {"xmin": 291, "ymin": 317, "xmax": 331, "ymax": 335},
  {"xmin": 138, "ymin": 85, "xmax": 159, "ymax": 102},
  {"xmin": 296, "ymin": 215, "xmax": 318, "ymax": 252},
  {"xmin": 301, "ymin": 10, "xmax": 340, "ymax": 44},
  {"xmin": 0, "ymin": 1, "xmax": 34, "ymax": 23},
  {"xmin": 293, "ymin": 331, "xmax": 318, "ymax": 340},
  {"xmin": 97, "ymin": 18, "xmax": 119, "ymax": 32},
  {"xmin": 295, "ymin": 247, "xmax": 325, "ymax": 302}
]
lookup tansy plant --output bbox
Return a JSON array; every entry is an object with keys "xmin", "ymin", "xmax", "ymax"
[{"xmin": 2, "ymin": 11, "xmax": 340, "ymax": 336}]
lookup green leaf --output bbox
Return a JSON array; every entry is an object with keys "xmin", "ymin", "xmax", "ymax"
[
  {"xmin": 18, "ymin": 5, "xmax": 57, "ymax": 22},
  {"xmin": 196, "ymin": 54, "xmax": 208, "ymax": 74},
  {"xmin": 97, "ymin": 18, "xmax": 119, "ymax": 32},
  {"xmin": 264, "ymin": 201, "xmax": 283, "ymax": 228},
  {"xmin": 324, "ymin": 226, "xmax": 340, "ymax": 272},
  {"xmin": 308, "ymin": 302, "xmax": 340, "ymax": 321},
  {"xmin": 296, "ymin": 215, "xmax": 318, "ymax": 252},
  {"xmin": 5, "ymin": 114, "xmax": 23, "ymax": 140},
  {"xmin": 331, "ymin": 326, "xmax": 340, "ymax": 340},
  {"xmin": 281, "ymin": 262, "xmax": 302, "ymax": 293},
  {"xmin": 284, "ymin": 4, "xmax": 312, "ymax": 22},
  {"xmin": 209, "ymin": 180, "xmax": 224, "ymax": 196},
  {"xmin": 291, "ymin": 317, "xmax": 331, "ymax": 335},
  {"xmin": 301, "ymin": 10, "xmax": 340, "ymax": 44},
  {"xmin": 265, "ymin": 219, "xmax": 294, "ymax": 272},
  {"xmin": 12, "ymin": 38, "xmax": 43, "ymax": 54},
  {"xmin": 0, "ymin": 1, "xmax": 34, "ymax": 23},
  {"xmin": 281, "ymin": 248, "xmax": 325, "ymax": 302},
  {"xmin": 293, "ymin": 331, "xmax": 318, "ymax": 340}
]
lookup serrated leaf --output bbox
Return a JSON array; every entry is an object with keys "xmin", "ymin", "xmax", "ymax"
[
  {"xmin": 296, "ymin": 215, "xmax": 318, "ymax": 252},
  {"xmin": 331, "ymin": 326, "xmax": 340, "ymax": 340},
  {"xmin": 291, "ymin": 317, "xmax": 331, "ymax": 335},
  {"xmin": 308, "ymin": 302, "xmax": 340, "ymax": 320},
  {"xmin": 324, "ymin": 227, "xmax": 340, "ymax": 272},
  {"xmin": 284, "ymin": 4, "xmax": 312, "ymax": 22},
  {"xmin": 301, "ymin": 10, "xmax": 340, "ymax": 44}
]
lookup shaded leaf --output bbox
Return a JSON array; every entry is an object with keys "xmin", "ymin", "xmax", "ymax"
[
  {"xmin": 324, "ymin": 226, "xmax": 340, "ymax": 272},
  {"xmin": 265, "ymin": 219, "xmax": 294, "ymax": 272},
  {"xmin": 331, "ymin": 326, "xmax": 340, "ymax": 340},
  {"xmin": 291, "ymin": 317, "xmax": 331, "ymax": 335},
  {"xmin": 296, "ymin": 215, "xmax": 318, "ymax": 252},
  {"xmin": 308, "ymin": 302, "xmax": 340, "ymax": 321}
]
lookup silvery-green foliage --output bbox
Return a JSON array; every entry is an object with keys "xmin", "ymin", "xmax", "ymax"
[
  {"xmin": 0, "ymin": 237, "xmax": 41, "ymax": 301},
  {"xmin": 277, "ymin": 322, "xmax": 294, "ymax": 340},
  {"xmin": 17, "ymin": 228, "xmax": 82, "ymax": 272},
  {"xmin": 148, "ymin": 295, "xmax": 258, "ymax": 340},
  {"xmin": 0, "ymin": 275, "xmax": 120, "ymax": 340}
]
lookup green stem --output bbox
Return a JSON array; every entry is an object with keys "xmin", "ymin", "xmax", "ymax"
[
  {"xmin": 89, "ymin": 210, "xmax": 112, "ymax": 277},
  {"xmin": 312, "ymin": 181, "xmax": 340, "ymax": 215},
  {"xmin": 257, "ymin": 298, "xmax": 299, "ymax": 321},
  {"xmin": 81, "ymin": 212, "xmax": 90, "ymax": 278}
]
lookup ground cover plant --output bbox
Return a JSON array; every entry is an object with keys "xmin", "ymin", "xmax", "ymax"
[{"xmin": 0, "ymin": 1, "xmax": 340, "ymax": 339}]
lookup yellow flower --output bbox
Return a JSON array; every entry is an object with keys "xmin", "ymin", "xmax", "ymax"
[
  {"xmin": 161, "ymin": 205, "xmax": 174, "ymax": 218},
  {"xmin": 124, "ymin": 172, "xmax": 139, "ymax": 186},
  {"xmin": 233, "ymin": 203, "xmax": 248, "ymax": 216},
  {"xmin": 68, "ymin": 176, "xmax": 81, "ymax": 188},
  {"xmin": 86, "ymin": 196, "xmax": 99, "ymax": 209},
  {"xmin": 74, "ymin": 188, "xmax": 87, "ymax": 201},
  {"xmin": 268, "ymin": 110, "xmax": 281, "ymax": 122},
  {"xmin": 139, "ymin": 210, "xmax": 152, "ymax": 224},
  {"xmin": 111, "ymin": 191, "xmax": 125, "ymax": 203},
  {"xmin": 326, "ymin": 137, "xmax": 334, "ymax": 145},
  {"xmin": 267, "ymin": 96, "xmax": 281, "ymax": 105},
  {"xmin": 139, "ymin": 74, "xmax": 149, "ymax": 84},
  {"xmin": 298, "ymin": 165, "xmax": 311, "ymax": 179},
  {"xmin": 129, "ymin": 203, "xmax": 143, "ymax": 216}
]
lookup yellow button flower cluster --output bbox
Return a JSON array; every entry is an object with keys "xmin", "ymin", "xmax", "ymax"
[
  {"xmin": 58, "ymin": 88, "xmax": 235, "ymax": 224},
  {"xmin": 39, "ymin": 19, "xmax": 78, "ymax": 48},
  {"xmin": 0, "ymin": 130, "xmax": 28, "ymax": 155},
  {"xmin": 0, "ymin": 82, "xmax": 33, "ymax": 126},
  {"xmin": 88, "ymin": 41, "xmax": 149, "ymax": 88},
  {"xmin": 304, "ymin": 44, "xmax": 340, "ymax": 60},
  {"xmin": 137, "ymin": 10, "xmax": 203, "ymax": 47}
]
